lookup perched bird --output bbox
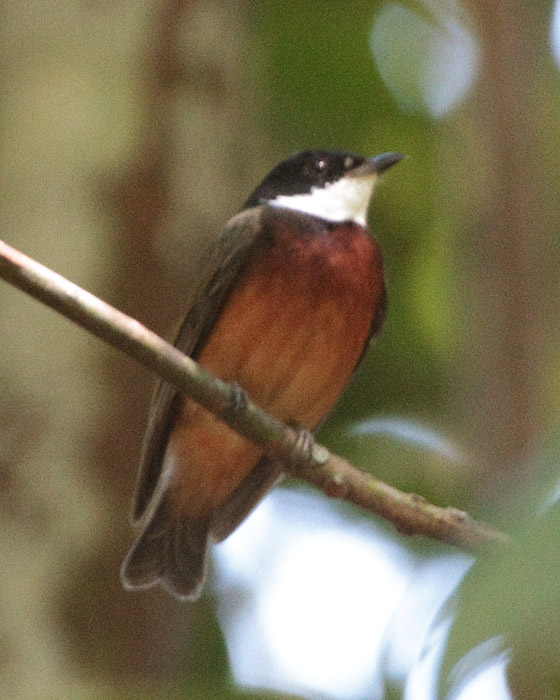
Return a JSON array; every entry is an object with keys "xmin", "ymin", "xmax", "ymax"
[{"xmin": 121, "ymin": 149, "xmax": 403, "ymax": 600}]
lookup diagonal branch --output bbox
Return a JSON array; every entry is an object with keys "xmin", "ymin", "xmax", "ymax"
[{"xmin": 0, "ymin": 238, "xmax": 510, "ymax": 553}]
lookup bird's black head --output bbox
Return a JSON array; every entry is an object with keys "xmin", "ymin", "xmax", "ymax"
[
  {"xmin": 244, "ymin": 150, "xmax": 364, "ymax": 207},
  {"xmin": 243, "ymin": 149, "xmax": 404, "ymax": 224}
]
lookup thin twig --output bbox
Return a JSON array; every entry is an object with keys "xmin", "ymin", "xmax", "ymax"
[{"xmin": 0, "ymin": 238, "xmax": 510, "ymax": 553}]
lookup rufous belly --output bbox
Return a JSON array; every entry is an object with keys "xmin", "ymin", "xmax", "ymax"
[{"xmin": 168, "ymin": 222, "xmax": 382, "ymax": 518}]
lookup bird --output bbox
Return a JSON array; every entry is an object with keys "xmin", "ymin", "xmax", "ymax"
[{"xmin": 121, "ymin": 148, "xmax": 404, "ymax": 600}]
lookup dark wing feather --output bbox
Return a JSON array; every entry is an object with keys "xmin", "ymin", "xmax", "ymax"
[
  {"xmin": 210, "ymin": 456, "xmax": 284, "ymax": 542},
  {"xmin": 131, "ymin": 207, "xmax": 264, "ymax": 524},
  {"xmin": 121, "ymin": 492, "xmax": 210, "ymax": 600}
]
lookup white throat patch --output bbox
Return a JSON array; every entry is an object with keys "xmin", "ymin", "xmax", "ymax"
[{"xmin": 269, "ymin": 174, "xmax": 378, "ymax": 225}]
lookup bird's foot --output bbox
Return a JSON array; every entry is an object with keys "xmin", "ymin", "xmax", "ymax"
[
  {"xmin": 286, "ymin": 422, "xmax": 317, "ymax": 471},
  {"xmin": 229, "ymin": 381, "xmax": 248, "ymax": 415}
]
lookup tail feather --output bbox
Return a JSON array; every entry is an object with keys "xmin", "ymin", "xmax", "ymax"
[{"xmin": 121, "ymin": 496, "xmax": 209, "ymax": 601}]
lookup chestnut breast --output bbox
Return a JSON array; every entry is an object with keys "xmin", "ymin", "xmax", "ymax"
[{"xmin": 169, "ymin": 208, "xmax": 385, "ymax": 517}]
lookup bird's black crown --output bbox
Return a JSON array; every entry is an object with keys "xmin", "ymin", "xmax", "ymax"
[{"xmin": 243, "ymin": 149, "xmax": 366, "ymax": 209}]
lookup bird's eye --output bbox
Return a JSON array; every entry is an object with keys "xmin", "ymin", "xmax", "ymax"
[
  {"xmin": 305, "ymin": 159, "xmax": 327, "ymax": 178},
  {"xmin": 344, "ymin": 156, "xmax": 354, "ymax": 169}
]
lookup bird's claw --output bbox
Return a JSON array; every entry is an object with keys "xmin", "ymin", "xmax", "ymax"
[
  {"xmin": 286, "ymin": 422, "xmax": 315, "ymax": 471},
  {"xmin": 229, "ymin": 382, "xmax": 248, "ymax": 415}
]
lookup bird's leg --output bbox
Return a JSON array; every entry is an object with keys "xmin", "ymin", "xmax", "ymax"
[
  {"xmin": 227, "ymin": 383, "xmax": 318, "ymax": 471},
  {"xmin": 228, "ymin": 381, "xmax": 248, "ymax": 415},
  {"xmin": 286, "ymin": 421, "xmax": 316, "ymax": 471},
  {"xmin": 287, "ymin": 422, "xmax": 346, "ymax": 498}
]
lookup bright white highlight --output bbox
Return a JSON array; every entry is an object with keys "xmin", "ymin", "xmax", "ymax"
[
  {"xmin": 351, "ymin": 416, "xmax": 463, "ymax": 463},
  {"xmin": 214, "ymin": 489, "xmax": 412, "ymax": 700},
  {"xmin": 551, "ymin": 0, "xmax": 560, "ymax": 66},
  {"xmin": 259, "ymin": 531, "xmax": 405, "ymax": 698},
  {"xmin": 370, "ymin": 2, "xmax": 480, "ymax": 118},
  {"xmin": 270, "ymin": 173, "xmax": 378, "ymax": 225},
  {"xmin": 453, "ymin": 651, "xmax": 510, "ymax": 700},
  {"xmin": 213, "ymin": 490, "xmax": 506, "ymax": 700}
]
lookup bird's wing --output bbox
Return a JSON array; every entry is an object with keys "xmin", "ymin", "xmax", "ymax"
[
  {"xmin": 131, "ymin": 207, "xmax": 264, "ymax": 524},
  {"xmin": 210, "ymin": 456, "xmax": 284, "ymax": 542}
]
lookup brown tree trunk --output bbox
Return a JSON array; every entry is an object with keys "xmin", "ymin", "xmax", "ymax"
[
  {"xmin": 0, "ymin": 0, "xmax": 266, "ymax": 695},
  {"xmin": 455, "ymin": 0, "xmax": 552, "ymax": 488}
]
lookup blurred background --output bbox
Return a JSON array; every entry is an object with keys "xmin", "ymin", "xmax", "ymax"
[{"xmin": 0, "ymin": 1, "xmax": 559, "ymax": 698}]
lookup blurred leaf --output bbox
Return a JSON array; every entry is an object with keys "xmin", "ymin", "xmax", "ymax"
[
  {"xmin": 336, "ymin": 414, "xmax": 472, "ymax": 508},
  {"xmin": 351, "ymin": 415, "xmax": 463, "ymax": 462},
  {"xmin": 370, "ymin": 1, "xmax": 480, "ymax": 117},
  {"xmin": 437, "ymin": 492, "xmax": 560, "ymax": 698}
]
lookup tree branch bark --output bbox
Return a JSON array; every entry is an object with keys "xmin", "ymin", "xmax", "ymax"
[{"xmin": 0, "ymin": 237, "xmax": 510, "ymax": 553}]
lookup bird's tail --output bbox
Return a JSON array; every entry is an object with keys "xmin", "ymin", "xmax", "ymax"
[{"xmin": 120, "ymin": 495, "xmax": 209, "ymax": 601}]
